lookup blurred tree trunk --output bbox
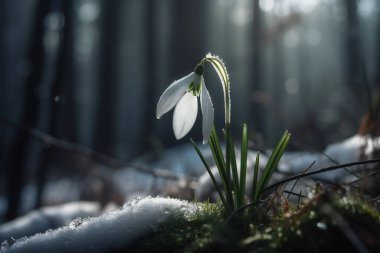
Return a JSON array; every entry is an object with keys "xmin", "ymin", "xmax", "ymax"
[
  {"xmin": 57, "ymin": 9, "xmax": 77, "ymax": 142},
  {"xmin": 344, "ymin": 0, "xmax": 364, "ymax": 108},
  {"xmin": 271, "ymin": 31, "xmax": 285, "ymax": 143},
  {"xmin": 0, "ymin": 0, "xmax": 6, "ymax": 172},
  {"xmin": 5, "ymin": 0, "xmax": 51, "ymax": 220},
  {"xmin": 140, "ymin": 0, "xmax": 156, "ymax": 153},
  {"xmin": 34, "ymin": 0, "xmax": 73, "ymax": 209},
  {"xmin": 94, "ymin": 0, "xmax": 121, "ymax": 155},
  {"xmin": 377, "ymin": 3, "xmax": 380, "ymax": 96},
  {"xmin": 173, "ymin": 0, "xmax": 203, "ymax": 75},
  {"xmin": 251, "ymin": 0, "xmax": 263, "ymax": 134}
]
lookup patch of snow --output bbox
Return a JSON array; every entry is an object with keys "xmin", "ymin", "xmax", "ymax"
[
  {"xmin": 324, "ymin": 135, "xmax": 378, "ymax": 162},
  {"xmin": 0, "ymin": 202, "xmax": 101, "ymax": 242},
  {"xmin": 113, "ymin": 144, "xmax": 213, "ymax": 202},
  {"xmin": 281, "ymin": 135, "xmax": 380, "ymax": 181},
  {"xmin": 152, "ymin": 144, "xmax": 213, "ymax": 176},
  {"xmin": 42, "ymin": 179, "xmax": 80, "ymax": 205},
  {"xmin": 195, "ymin": 135, "xmax": 380, "ymax": 200},
  {"xmin": 2, "ymin": 197, "xmax": 196, "ymax": 253}
]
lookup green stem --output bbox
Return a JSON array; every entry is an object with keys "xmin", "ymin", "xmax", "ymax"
[
  {"xmin": 204, "ymin": 55, "xmax": 231, "ymax": 126},
  {"xmin": 204, "ymin": 54, "xmax": 233, "ymax": 210},
  {"xmin": 225, "ymin": 123, "xmax": 233, "ymax": 208}
]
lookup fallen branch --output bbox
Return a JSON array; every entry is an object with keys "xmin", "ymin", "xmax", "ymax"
[
  {"xmin": 261, "ymin": 158, "xmax": 380, "ymax": 194},
  {"xmin": 0, "ymin": 116, "xmax": 184, "ymax": 180},
  {"xmin": 347, "ymin": 168, "xmax": 380, "ymax": 185}
]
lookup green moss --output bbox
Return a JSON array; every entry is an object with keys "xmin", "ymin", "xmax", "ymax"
[
  {"xmin": 126, "ymin": 202, "xmax": 228, "ymax": 253},
  {"xmin": 265, "ymin": 193, "xmax": 380, "ymax": 253},
  {"xmin": 122, "ymin": 192, "xmax": 380, "ymax": 253}
]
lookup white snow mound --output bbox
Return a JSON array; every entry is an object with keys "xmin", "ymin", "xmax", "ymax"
[
  {"xmin": 1, "ymin": 197, "xmax": 196, "ymax": 253},
  {"xmin": 0, "ymin": 201, "xmax": 101, "ymax": 242}
]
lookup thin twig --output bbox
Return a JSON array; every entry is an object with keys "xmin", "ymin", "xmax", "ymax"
[
  {"xmin": 261, "ymin": 158, "xmax": 380, "ymax": 195},
  {"xmin": 283, "ymin": 190, "xmax": 307, "ymax": 199},
  {"xmin": 285, "ymin": 161, "xmax": 315, "ymax": 199},
  {"xmin": 291, "ymin": 137, "xmax": 360, "ymax": 178},
  {"xmin": 366, "ymin": 196, "xmax": 380, "ymax": 203},
  {"xmin": 347, "ymin": 169, "xmax": 380, "ymax": 185},
  {"xmin": 224, "ymin": 200, "xmax": 264, "ymax": 224},
  {"xmin": 0, "ymin": 116, "xmax": 185, "ymax": 180},
  {"xmin": 291, "ymin": 138, "xmax": 339, "ymax": 164}
]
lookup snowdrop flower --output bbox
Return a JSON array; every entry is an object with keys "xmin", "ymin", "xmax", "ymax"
[{"xmin": 156, "ymin": 64, "xmax": 214, "ymax": 144}]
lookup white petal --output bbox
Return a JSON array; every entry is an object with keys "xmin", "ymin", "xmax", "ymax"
[
  {"xmin": 200, "ymin": 78, "xmax": 214, "ymax": 144},
  {"xmin": 173, "ymin": 92, "xmax": 198, "ymax": 139},
  {"xmin": 156, "ymin": 72, "xmax": 196, "ymax": 119}
]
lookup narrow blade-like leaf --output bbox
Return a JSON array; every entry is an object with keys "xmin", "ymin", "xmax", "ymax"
[
  {"xmin": 254, "ymin": 131, "xmax": 291, "ymax": 200},
  {"xmin": 239, "ymin": 124, "xmax": 248, "ymax": 207},
  {"xmin": 209, "ymin": 128, "xmax": 234, "ymax": 210},
  {"xmin": 227, "ymin": 128, "xmax": 239, "ymax": 208},
  {"xmin": 191, "ymin": 139, "xmax": 226, "ymax": 206},
  {"xmin": 251, "ymin": 152, "xmax": 260, "ymax": 201}
]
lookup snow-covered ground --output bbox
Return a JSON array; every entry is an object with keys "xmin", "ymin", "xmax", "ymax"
[
  {"xmin": 196, "ymin": 134, "xmax": 380, "ymax": 200},
  {"xmin": 1, "ymin": 134, "xmax": 379, "ymax": 252},
  {"xmin": 0, "ymin": 202, "xmax": 101, "ymax": 243},
  {"xmin": 1, "ymin": 197, "xmax": 196, "ymax": 253},
  {"xmin": 4, "ymin": 134, "xmax": 378, "ymax": 215},
  {"xmin": 281, "ymin": 134, "xmax": 380, "ymax": 178}
]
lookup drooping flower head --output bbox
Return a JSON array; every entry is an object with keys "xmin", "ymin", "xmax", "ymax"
[{"xmin": 156, "ymin": 64, "xmax": 214, "ymax": 144}]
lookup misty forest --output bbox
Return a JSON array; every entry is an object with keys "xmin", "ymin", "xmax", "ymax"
[{"xmin": 0, "ymin": 0, "xmax": 380, "ymax": 252}]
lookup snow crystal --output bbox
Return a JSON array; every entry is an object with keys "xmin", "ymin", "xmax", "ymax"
[{"xmin": 2, "ymin": 197, "xmax": 196, "ymax": 253}]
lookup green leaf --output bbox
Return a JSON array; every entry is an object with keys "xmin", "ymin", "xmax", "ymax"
[
  {"xmin": 254, "ymin": 130, "xmax": 291, "ymax": 201},
  {"xmin": 251, "ymin": 152, "xmax": 260, "ymax": 201},
  {"xmin": 209, "ymin": 128, "xmax": 227, "ymax": 183},
  {"xmin": 190, "ymin": 139, "xmax": 226, "ymax": 206},
  {"xmin": 239, "ymin": 124, "xmax": 248, "ymax": 207},
  {"xmin": 226, "ymin": 126, "xmax": 240, "ymax": 208},
  {"xmin": 221, "ymin": 127, "xmax": 232, "ymax": 197},
  {"xmin": 209, "ymin": 128, "xmax": 234, "ymax": 211}
]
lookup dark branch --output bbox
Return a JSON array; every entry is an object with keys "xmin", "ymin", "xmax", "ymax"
[
  {"xmin": 261, "ymin": 158, "xmax": 380, "ymax": 194},
  {"xmin": 0, "ymin": 116, "xmax": 184, "ymax": 181}
]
